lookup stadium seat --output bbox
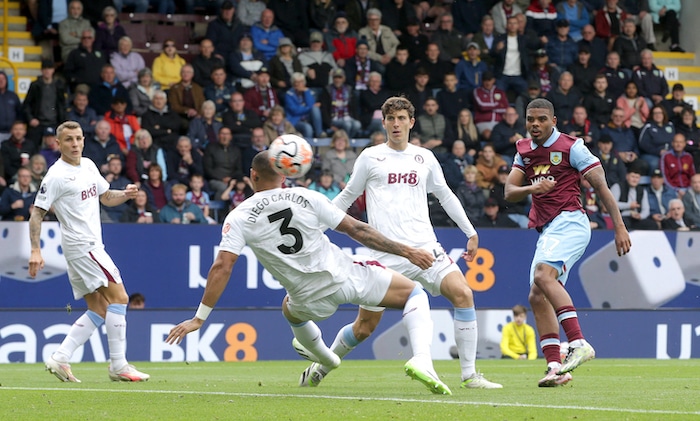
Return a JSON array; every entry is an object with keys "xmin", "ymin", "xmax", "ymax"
[{"xmin": 209, "ymin": 200, "xmax": 228, "ymax": 222}]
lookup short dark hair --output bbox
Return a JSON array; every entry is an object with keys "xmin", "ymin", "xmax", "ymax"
[{"xmin": 252, "ymin": 150, "xmax": 281, "ymax": 180}]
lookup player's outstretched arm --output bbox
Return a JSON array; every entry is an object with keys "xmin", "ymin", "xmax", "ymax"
[
  {"xmin": 335, "ymin": 215, "xmax": 434, "ymax": 269},
  {"xmin": 99, "ymin": 184, "xmax": 139, "ymax": 207},
  {"xmin": 28, "ymin": 206, "xmax": 48, "ymax": 278},
  {"xmin": 585, "ymin": 167, "xmax": 631, "ymax": 256},
  {"xmin": 166, "ymin": 250, "xmax": 239, "ymax": 345}
]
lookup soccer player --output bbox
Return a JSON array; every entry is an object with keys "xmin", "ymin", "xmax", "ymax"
[
  {"xmin": 166, "ymin": 151, "xmax": 452, "ymax": 395},
  {"xmin": 296, "ymin": 96, "xmax": 502, "ymax": 390},
  {"xmin": 504, "ymin": 98, "xmax": 631, "ymax": 387},
  {"xmin": 28, "ymin": 121, "xmax": 150, "ymax": 382}
]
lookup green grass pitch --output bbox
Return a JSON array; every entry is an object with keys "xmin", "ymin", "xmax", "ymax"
[{"xmin": 1, "ymin": 359, "xmax": 698, "ymax": 420}]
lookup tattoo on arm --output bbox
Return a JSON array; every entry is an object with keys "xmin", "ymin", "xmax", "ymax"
[
  {"xmin": 29, "ymin": 207, "xmax": 48, "ymax": 249},
  {"xmin": 586, "ymin": 168, "xmax": 625, "ymax": 226},
  {"xmin": 346, "ymin": 220, "xmax": 406, "ymax": 257}
]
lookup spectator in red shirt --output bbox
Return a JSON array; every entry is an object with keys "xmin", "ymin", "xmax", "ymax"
[
  {"xmin": 473, "ymin": 72, "xmax": 509, "ymax": 140},
  {"xmin": 661, "ymin": 133, "xmax": 696, "ymax": 195}
]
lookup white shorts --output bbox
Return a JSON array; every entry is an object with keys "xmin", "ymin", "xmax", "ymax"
[
  {"xmin": 285, "ymin": 256, "xmax": 392, "ymax": 321},
  {"xmin": 66, "ymin": 248, "xmax": 124, "ymax": 299}
]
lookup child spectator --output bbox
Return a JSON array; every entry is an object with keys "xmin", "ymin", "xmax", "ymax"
[
  {"xmin": 187, "ymin": 174, "xmax": 217, "ymax": 224},
  {"xmin": 222, "ymin": 178, "xmax": 254, "ymax": 211},
  {"xmin": 500, "ymin": 304, "xmax": 538, "ymax": 360}
]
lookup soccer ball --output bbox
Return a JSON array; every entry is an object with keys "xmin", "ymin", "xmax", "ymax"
[{"xmin": 268, "ymin": 134, "xmax": 314, "ymax": 179}]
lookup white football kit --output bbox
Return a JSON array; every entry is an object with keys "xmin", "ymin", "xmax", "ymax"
[{"xmin": 333, "ymin": 143, "xmax": 477, "ymax": 296}]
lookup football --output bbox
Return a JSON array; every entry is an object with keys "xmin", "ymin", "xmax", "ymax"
[{"xmin": 268, "ymin": 134, "xmax": 314, "ymax": 179}]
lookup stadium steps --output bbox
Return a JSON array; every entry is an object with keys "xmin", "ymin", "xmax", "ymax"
[
  {"xmin": 0, "ymin": 1, "xmax": 42, "ymax": 100},
  {"xmin": 654, "ymin": 51, "xmax": 700, "ymax": 116}
]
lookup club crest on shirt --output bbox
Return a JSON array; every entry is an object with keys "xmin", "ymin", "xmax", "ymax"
[
  {"xmin": 40, "ymin": 183, "xmax": 47, "ymax": 194},
  {"xmin": 223, "ymin": 223, "xmax": 231, "ymax": 234},
  {"xmin": 550, "ymin": 152, "xmax": 562, "ymax": 165},
  {"xmin": 414, "ymin": 154, "xmax": 424, "ymax": 164}
]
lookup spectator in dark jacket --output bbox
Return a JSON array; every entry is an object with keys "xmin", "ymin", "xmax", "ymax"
[
  {"xmin": 599, "ymin": 51, "xmax": 629, "ymax": 100},
  {"xmin": 490, "ymin": 107, "xmax": 526, "ymax": 165},
  {"xmin": 0, "ymin": 167, "xmax": 36, "ymax": 221},
  {"xmin": 93, "ymin": 6, "xmax": 125, "ymax": 59},
  {"xmin": 613, "ymin": 18, "xmax": 644, "ymax": 71},
  {"xmin": 452, "ymin": 0, "xmax": 486, "ymax": 37},
  {"xmin": 0, "ymin": 71, "xmax": 22, "ymax": 142},
  {"xmin": 2, "ymin": 122, "xmax": 38, "ymax": 181},
  {"xmin": 166, "ymin": 136, "xmax": 204, "ymax": 186},
  {"xmin": 569, "ymin": 44, "xmax": 598, "ymax": 96},
  {"xmin": 141, "ymin": 91, "xmax": 184, "ymax": 151},
  {"xmin": 639, "ymin": 105, "xmax": 675, "ymax": 172},
  {"xmin": 89, "ymin": 64, "xmax": 132, "ymax": 116},
  {"xmin": 384, "ymin": 45, "xmax": 416, "ymax": 95},
  {"xmin": 577, "ymin": 23, "xmax": 607, "ymax": 70},
  {"xmin": 632, "ymin": 49, "xmax": 668, "ymax": 106},
  {"xmin": 546, "ymin": 71, "xmax": 581, "ymax": 129},
  {"xmin": 474, "ymin": 197, "xmax": 519, "ymax": 228},
  {"xmin": 456, "ymin": 165, "xmax": 485, "ymax": 220},
  {"xmin": 583, "ymin": 74, "xmax": 616, "ymax": 129},
  {"xmin": 546, "ymin": 19, "xmax": 578, "ymax": 71},
  {"xmin": 22, "ymin": 60, "xmax": 67, "ymax": 144},
  {"xmin": 63, "ymin": 28, "xmax": 107, "ymax": 92},
  {"xmin": 594, "ymin": 135, "xmax": 627, "ymax": 187},
  {"xmin": 192, "ymin": 39, "xmax": 226, "ymax": 89},
  {"xmin": 83, "ymin": 120, "xmax": 124, "ymax": 175},
  {"xmin": 203, "ymin": 126, "xmax": 244, "ymax": 201},
  {"xmin": 205, "ymin": 1, "xmax": 246, "ymax": 59}
]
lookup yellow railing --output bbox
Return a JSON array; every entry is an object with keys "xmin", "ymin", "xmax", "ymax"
[
  {"xmin": 0, "ymin": 56, "xmax": 19, "ymax": 92},
  {"xmin": 2, "ymin": 0, "xmax": 8, "ymax": 59}
]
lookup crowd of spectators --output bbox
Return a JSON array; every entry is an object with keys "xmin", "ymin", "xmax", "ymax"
[{"xmin": 2, "ymin": 0, "xmax": 698, "ymax": 231}]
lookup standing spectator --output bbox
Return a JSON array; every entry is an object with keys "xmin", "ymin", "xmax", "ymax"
[
  {"xmin": 583, "ymin": 74, "xmax": 616, "ymax": 129},
  {"xmin": 0, "ymin": 71, "xmax": 22, "ymax": 143},
  {"xmin": 431, "ymin": 13, "xmax": 467, "ymax": 65},
  {"xmin": 472, "ymin": 15, "xmax": 497, "ymax": 69},
  {"xmin": 222, "ymin": 92, "xmax": 262, "ymax": 148},
  {"xmin": 660, "ymin": 133, "xmax": 695, "ymax": 194},
  {"xmin": 298, "ymin": 31, "xmax": 338, "ymax": 92},
  {"xmin": 205, "ymin": 1, "xmax": 246, "ymax": 60},
  {"xmin": 152, "ymin": 40, "xmax": 186, "ymax": 90},
  {"xmin": 192, "ymin": 39, "xmax": 226, "ymax": 90},
  {"xmin": 204, "ymin": 66, "xmax": 236, "ymax": 118},
  {"xmin": 415, "ymin": 97, "xmax": 455, "ymax": 154},
  {"xmin": 159, "ymin": 184, "xmax": 206, "ymax": 224},
  {"xmin": 89, "ymin": 64, "xmax": 131, "ymax": 117},
  {"xmin": 594, "ymin": 135, "xmax": 627, "ymax": 187},
  {"xmin": 569, "ymin": 45, "xmax": 597, "ymax": 97},
  {"xmin": 475, "ymin": 143, "xmax": 507, "ymax": 190},
  {"xmin": 324, "ymin": 12, "xmax": 358, "ymax": 69},
  {"xmin": 525, "ymin": 0, "xmax": 558, "ymax": 42},
  {"xmin": 203, "ymin": 126, "xmax": 244, "ymax": 201},
  {"xmin": 262, "ymin": 105, "xmax": 299, "ymax": 145},
  {"xmin": 384, "ymin": 45, "xmax": 416, "ymax": 95},
  {"xmin": 456, "ymin": 165, "xmax": 485, "ymax": 220},
  {"xmin": 104, "ymin": 97, "xmax": 140, "ymax": 155},
  {"xmin": 595, "ymin": 0, "xmax": 627, "ymax": 49},
  {"xmin": 284, "ymin": 73, "xmax": 325, "ymax": 139},
  {"xmin": 639, "ymin": 105, "xmax": 674, "ymax": 171},
  {"xmin": 490, "ymin": 107, "xmax": 526, "ymax": 165},
  {"xmin": 379, "ymin": 0, "xmax": 415, "ymax": 37},
  {"xmin": 94, "ymin": 6, "xmax": 125, "ymax": 59},
  {"xmin": 491, "ymin": 16, "xmax": 529, "ymax": 98},
  {"xmin": 613, "ymin": 18, "xmax": 645, "ymax": 71},
  {"xmin": 188, "ymin": 101, "xmax": 223, "ymax": 155},
  {"xmin": 0, "ymin": 167, "xmax": 36, "ymax": 221},
  {"xmin": 436, "ymin": 72, "xmax": 472, "ymax": 128},
  {"xmin": 453, "ymin": 109, "xmax": 481, "ymax": 163},
  {"xmin": 610, "ymin": 168, "xmax": 658, "ymax": 230},
  {"xmin": 546, "ymin": 19, "xmax": 578, "ymax": 71},
  {"xmin": 237, "ymin": 0, "xmax": 267, "ymax": 28},
  {"xmin": 141, "ymin": 91, "xmax": 182, "ymax": 152},
  {"xmin": 83, "ymin": 121, "xmax": 123, "ymax": 175},
  {"xmin": 358, "ymin": 72, "xmax": 390, "ymax": 135},
  {"xmin": 418, "ymin": 43, "xmax": 453, "ymax": 93},
  {"xmin": 599, "ymin": 51, "xmax": 629, "ymax": 100},
  {"xmin": 399, "ymin": 17, "xmax": 429, "ymax": 63},
  {"xmin": 616, "ymin": 80, "xmax": 650, "ymax": 139},
  {"xmin": 556, "ymin": 0, "xmax": 589, "ymax": 41},
  {"xmin": 321, "ymin": 130, "xmax": 356, "ymax": 189},
  {"xmin": 166, "ymin": 136, "xmax": 204, "ymax": 187},
  {"xmin": 268, "ymin": 37, "xmax": 303, "ymax": 93},
  {"xmin": 111, "ymin": 37, "xmax": 145, "ymax": 90},
  {"xmin": 267, "ymin": 0, "xmax": 310, "ymax": 47},
  {"xmin": 682, "ymin": 174, "xmax": 700, "ymax": 227},
  {"xmin": 23, "ymin": 59, "xmax": 67, "ymax": 145},
  {"xmin": 473, "ymin": 72, "xmax": 509, "ymax": 139},
  {"xmin": 474, "ymin": 197, "xmax": 520, "ymax": 228},
  {"xmin": 38, "ymin": 127, "xmax": 61, "ymax": 168},
  {"xmin": 126, "ymin": 129, "xmax": 168, "ymax": 185},
  {"xmin": 490, "ymin": 0, "xmax": 524, "ymax": 35},
  {"xmin": 619, "ymin": 0, "xmax": 656, "ymax": 50},
  {"xmin": 358, "ymin": 8, "xmax": 400, "ymax": 72},
  {"xmin": 251, "ymin": 8, "xmax": 286, "ymax": 61},
  {"xmin": 452, "ymin": 0, "xmax": 487, "ymax": 38},
  {"xmin": 528, "ymin": 49, "xmax": 560, "ymax": 96},
  {"xmin": 546, "ymin": 71, "xmax": 581, "ymax": 129},
  {"xmin": 59, "ymin": 0, "xmax": 93, "ymax": 61},
  {"xmin": 129, "ymin": 68, "xmax": 160, "ymax": 118},
  {"xmin": 32, "ymin": 0, "xmax": 67, "ymax": 43},
  {"xmin": 602, "ymin": 107, "xmax": 648, "ymax": 173},
  {"xmin": 227, "ymin": 34, "xmax": 266, "ymax": 90},
  {"xmin": 320, "ymin": 69, "xmax": 361, "ymax": 139},
  {"xmin": 1, "ymin": 122, "xmax": 37, "ymax": 181},
  {"xmin": 168, "ymin": 65, "xmax": 206, "ymax": 130},
  {"xmin": 577, "ymin": 24, "xmax": 607, "ymax": 70},
  {"xmin": 343, "ymin": 39, "xmax": 382, "ymax": 93},
  {"xmin": 649, "ymin": 0, "xmax": 684, "ymax": 52},
  {"xmin": 563, "ymin": 105, "xmax": 599, "ymax": 150},
  {"xmin": 661, "ymin": 83, "xmax": 694, "ymax": 127},
  {"xmin": 454, "ymin": 42, "xmax": 488, "ymax": 94},
  {"xmin": 632, "ymin": 49, "xmax": 668, "ymax": 106},
  {"xmin": 102, "ymin": 155, "xmax": 131, "ymax": 222}
]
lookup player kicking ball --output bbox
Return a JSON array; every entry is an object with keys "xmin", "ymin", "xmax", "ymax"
[
  {"xmin": 504, "ymin": 99, "xmax": 631, "ymax": 386},
  {"xmin": 166, "ymin": 151, "xmax": 452, "ymax": 395}
]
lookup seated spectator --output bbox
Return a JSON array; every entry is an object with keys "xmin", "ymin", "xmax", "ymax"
[
  {"xmin": 204, "ymin": 1, "xmax": 245, "ymax": 60},
  {"xmin": 632, "ymin": 49, "xmax": 668, "ymax": 106},
  {"xmin": 140, "ymin": 91, "xmax": 182, "ymax": 152},
  {"xmin": 610, "ymin": 168, "xmax": 658, "ymax": 230},
  {"xmin": 545, "ymin": 71, "xmax": 580, "ymax": 129},
  {"xmin": 141, "ymin": 163, "xmax": 170, "ymax": 209},
  {"xmin": 594, "ymin": 0, "xmax": 627, "ymax": 49},
  {"xmin": 222, "ymin": 91, "xmax": 262, "ymax": 148},
  {"xmin": 126, "ymin": 129, "xmax": 168, "ymax": 185},
  {"xmin": 267, "ymin": 0, "xmax": 310, "ymax": 47},
  {"xmin": 83, "ymin": 121, "xmax": 123, "ymax": 175},
  {"xmin": 111, "ymin": 36, "xmax": 145, "ymax": 89},
  {"xmin": 682, "ymin": 174, "xmax": 700, "ymax": 227},
  {"xmin": 94, "ymin": 6, "xmax": 124, "ymax": 59},
  {"xmin": 188, "ymin": 100, "xmax": 223, "ymax": 155},
  {"xmin": 661, "ymin": 133, "xmax": 695, "ymax": 194},
  {"xmin": 320, "ymin": 69, "xmax": 361, "ymax": 139},
  {"xmin": 500, "ymin": 304, "xmax": 537, "ymax": 359},
  {"xmin": 262, "ymin": 105, "xmax": 299, "ymax": 145},
  {"xmin": 491, "ymin": 164, "xmax": 530, "ymax": 228},
  {"xmin": 613, "ymin": 18, "xmax": 644, "ymax": 71},
  {"xmin": 647, "ymin": 168, "xmax": 678, "ymax": 228},
  {"xmin": 472, "ymin": 15, "xmax": 497, "ymax": 69},
  {"xmin": 64, "ymin": 28, "xmax": 106, "ymax": 92},
  {"xmin": 104, "ymin": 97, "xmax": 139, "ymax": 154},
  {"xmin": 640, "ymin": 105, "xmax": 675, "ymax": 172},
  {"xmin": 67, "ymin": 88, "xmax": 98, "ymax": 139},
  {"xmin": 129, "ymin": 68, "xmax": 160, "ymax": 118},
  {"xmin": 453, "ymin": 109, "xmax": 481, "ymax": 163},
  {"xmin": 474, "ymin": 197, "xmax": 520, "ymax": 228},
  {"xmin": 192, "ymin": 39, "xmax": 226, "ymax": 90},
  {"xmin": 324, "ymin": 11, "xmax": 357, "ymax": 69},
  {"xmin": 268, "ymin": 37, "xmax": 303, "ymax": 93},
  {"xmin": 23, "ymin": 60, "xmax": 67, "ymax": 145},
  {"xmin": 491, "ymin": 0, "xmax": 524, "ymax": 35},
  {"xmin": 662, "ymin": 199, "xmax": 697, "ymax": 230},
  {"xmin": 237, "ymin": 0, "xmax": 267, "ymax": 28},
  {"xmin": 343, "ymin": 38, "xmax": 382, "ymax": 94},
  {"xmin": 159, "ymin": 184, "xmax": 206, "ymax": 224},
  {"xmin": 152, "ymin": 40, "xmax": 186, "ymax": 89},
  {"xmin": 0, "ymin": 71, "xmax": 22, "ymax": 143},
  {"xmin": 31, "ymin": 0, "xmax": 67, "ymax": 42},
  {"xmin": 284, "ymin": 72, "xmax": 325, "ymax": 139},
  {"xmin": 556, "ymin": 0, "xmax": 588, "ymax": 41},
  {"xmin": 359, "ymin": 72, "xmax": 391, "ymax": 136},
  {"xmin": 399, "ymin": 17, "xmax": 429, "ymax": 63},
  {"xmin": 168, "ymin": 65, "xmax": 206, "ymax": 130},
  {"xmin": 1, "ymin": 122, "xmax": 37, "ymax": 182},
  {"xmin": 203, "ymin": 126, "xmax": 244, "ymax": 201},
  {"xmin": 0, "ymin": 167, "xmax": 36, "ymax": 221},
  {"xmin": 204, "ymin": 66, "xmax": 235, "ymax": 118},
  {"xmin": 308, "ymin": 169, "xmax": 342, "ymax": 200},
  {"xmin": 251, "ymin": 8, "xmax": 285, "ymax": 61},
  {"xmin": 515, "ymin": 81, "xmax": 544, "ymax": 126},
  {"xmin": 418, "ymin": 43, "xmax": 453, "ymax": 93},
  {"xmin": 358, "ymin": 8, "xmax": 400, "ymax": 72},
  {"xmin": 167, "ymin": 136, "xmax": 204, "ymax": 186},
  {"xmin": 298, "ymin": 31, "xmax": 337, "ymax": 92},
  {"xmin": 187, "ymin": 173, "xmax": 218, "ymax": 224},
  {"xmin": 243, "ymin": 67, "xmax": 279, "ymax": 121},
  {"xmin": 525, "ymin": 0, "xmax": 558, "ymax": 42},
  {"xmin": 546, "ymin": 19, "xmax": 578, "ymax": 71},
  {"xmin": 227, "ymin": 33, "xmax": 266, "ymax": 90},
  {"xmin": 59, "ymin": 0, "xmax": 92, "ymax": 61},
  {"xmin": 120, "ymin": 189, "xmax": 159, "ymax": 223},
  {"xmin": 649, "ymin": 0, "xmax": 684, "ymax": 52},
  {"xmin": 569, "ymin": 45, "xmax": 597, "ymax": 97},
  {"xmin": 456, "ymin": 165, "xmax": 485, "ymax": 220},
  {"xmin": 602, "ymin": 107, "xmax": 648, "ymax": 174},
  {"xmin": 405, "ymin": 67, "xmax": 431, "ymax": 116},
  {"xmin": 491, "ymin": 107, "xmax": 526, "ymax": 165},
  {"xmin": 528, "ymin": 48, "xmax": 560, "ymax": 96},
  {"xmin": 616, "ymin": 80, "xmax": 650, "ymax": 140},
  {"xmin": 661, "ymin": 83, "xmax": 694, "ymax": 127},
  {"xmin": 369, "ymin": 130, "xmax": 386, "ymax": 147},
  {"xmin": 578, "ymin": 24, "xmax": 606, "ymax": 70},
  {"xmin": 415, "ymin": 97, "xmax": 454, "ymax": 154},
  {"xmin": 321, "ymin": 129, "xmax": 356, "ymax": 189},
  {"xmin": 90, "ymin": 64, "xmax": 131, "ymax": 116},
  {"xmin": 431, "ymin": 12, "xmax": 466, "ymax": 65},
  {"xmin": 102, "ymin": 154, "xmax": 131, "ymax": 222},
  {"xmin": 28, "ymin": 153, "xmax": 47, "ymax": 192},
  {"xmin": 475, "ymin": 143, "xmax": 507, "ymax": 190},
  {"xmin": 38, "ymin": 127, "xmax": 61, "ymax": 168},
  {"xmin": 473, "ymin": 72, "xmax": 509, "ymax": 139},
  {"xmin": 128, "ymin": 292, "xmax": 146, "ymax": 308},
  {"xmin": 241, "ymin": 127, "xmax": 268, "ymax": 172},
  {"xmin": 436, "ymin": 72, "xmax": 471, "ymax": 128},
  {"xmin": 599, "ymin": 51, "xmax": 629, "ymax": 100},
  {"xmin": 583, "ymin": 74, "xmax": 616, "ymax": 129},
  {"xmin": 454, "ymin": 42, "xmax": 488, "ymax": 94},
  {"xmin": 676, "ymin": 109, "xmax": 700, "ymax": 170},
  {"xmin": 447, "ymin": 140, "xmax": 472, "ymax": 178},
  {"xmin": 563, "ymin": 105, "xmax": 599, "ymax": 150}
]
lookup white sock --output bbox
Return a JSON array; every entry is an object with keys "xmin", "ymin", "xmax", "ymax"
[
  {"xmin": 54, "ymin": 311, "xmax": 103, "ymax": 362},
  {"xmin": 291, "ymin": 321, "xmax": 338, "ymax": 367},
  {"xmin": 329, "ymin": 323, "xmax": 361, "ymax": 359},
  {"xmin": 454, "ymin": 315, "xmax": 478, "ymax": 380},
  {"xmin": 402, "ymin": 287, "xmax": 433, "ymax": 360},
  {"xmin": 106, "ymin": 304, "xmax": 128, "ymax": 371}
]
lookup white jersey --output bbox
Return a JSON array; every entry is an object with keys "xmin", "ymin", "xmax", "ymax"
[
  {"xmin": 333, "ymin": 143, "xmax": 476, "ymax": 260},
  {"xmin": 34, "ymin": 158, "xmax": 110, "ymax": 261},
  {"xmin": 219, "ymin": 187, "xmax": 356, "ymax": 303}
]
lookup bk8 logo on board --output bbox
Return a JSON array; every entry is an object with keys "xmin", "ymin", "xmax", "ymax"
[{"xmin": 268, "ymin": 134, "xmax": 314, "ymax": 179}]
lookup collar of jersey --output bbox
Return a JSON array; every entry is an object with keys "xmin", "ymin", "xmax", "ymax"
[{"xmin": 530, "ymin": 128, "xmax": 560, "ymax": 150}]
